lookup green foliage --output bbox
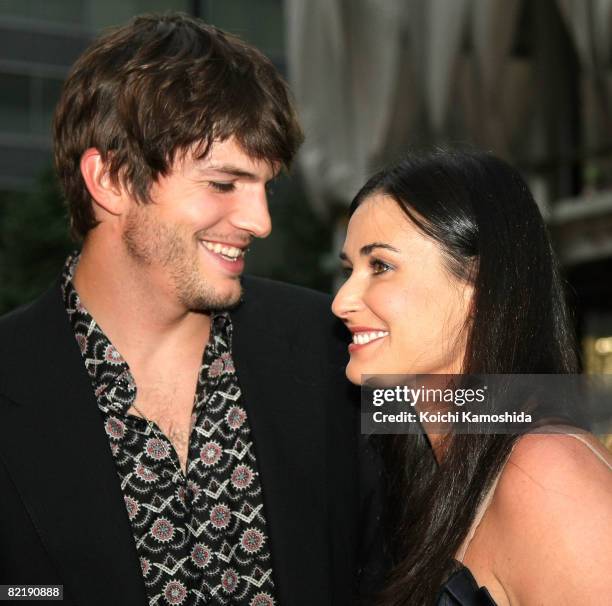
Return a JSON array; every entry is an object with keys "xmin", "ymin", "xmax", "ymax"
[{"xmin": 0, "ymin": 169, "xmax": 73, "ymax": 314}]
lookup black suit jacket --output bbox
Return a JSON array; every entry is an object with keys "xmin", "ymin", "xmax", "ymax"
[{"xmin": 0, "ymin": 275, "xmax": 382, "ymax": 605}]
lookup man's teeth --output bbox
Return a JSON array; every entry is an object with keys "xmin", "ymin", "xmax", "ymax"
[
  {"xmin": 201, "ymin": 241, "xmax": 244, "ymax": 260},
  {"xmin": 353, "ymin": 331, "xmax": 389, "ymax": 345}
]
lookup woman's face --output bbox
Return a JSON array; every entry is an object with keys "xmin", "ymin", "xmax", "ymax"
[{"xmin": 332, "ymin": 194, "xmax": 473, "ymax": 385}]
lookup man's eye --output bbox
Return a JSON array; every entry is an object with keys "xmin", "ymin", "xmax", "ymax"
[
  {"xmin": 209, "ymin": 181, "xmax": 236, "ymax": 193},
  {"xmin": 370, "ymin": 258, "xmax": 392, "ymax": 275},
  {"xmin": 341, "ymin": 266, "xmax": 353, "ymax": 278},
  {"xmin": 265, "ymin": 182, "xmax": 276, "ymax": 197}
]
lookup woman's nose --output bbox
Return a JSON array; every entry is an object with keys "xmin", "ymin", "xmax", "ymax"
[{"xmin": 332, "ymin": 277, "xmax": 364, "ymax": 319}]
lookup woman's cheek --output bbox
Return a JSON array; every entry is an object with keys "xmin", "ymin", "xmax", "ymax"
[{"xmin": 367, "ymin": 281, "xmax": 409, "ymax": 318}]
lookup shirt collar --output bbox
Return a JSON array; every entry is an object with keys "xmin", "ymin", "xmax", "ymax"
[
  {"xmin": 61, "ymin": 253, "xmax": 132, "ymax": 401},
  {"xmin": 61, "ymin": 253, "xmax": 233, "ymax": 403}
]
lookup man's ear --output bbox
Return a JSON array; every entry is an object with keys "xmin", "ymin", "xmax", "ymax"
[{"xmin": 80, "ymin": 148, "xmax": 126, "ymax": 216}]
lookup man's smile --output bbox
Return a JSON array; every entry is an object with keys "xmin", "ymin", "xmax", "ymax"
[{"xmin": 199, "ymin": 239, "xmax": 247, "ymax": 262}]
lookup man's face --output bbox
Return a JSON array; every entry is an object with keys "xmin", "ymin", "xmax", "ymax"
[{"xmin": 121, "ymin": 137, "xmax": 276, "ymax": 311}]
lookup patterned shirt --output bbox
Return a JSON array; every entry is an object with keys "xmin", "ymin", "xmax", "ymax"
[{"xmin": 61, "ymin": 255, "xmax": 277, "ymax": 606}]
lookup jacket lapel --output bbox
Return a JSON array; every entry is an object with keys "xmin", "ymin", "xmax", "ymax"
[
  {"xmin": 231, "ymin": 279, "xmax": 330, "ymax": 603},
  {"xmin": 0, "ymin": 284, "xmax": 148, "ymax": 606}
]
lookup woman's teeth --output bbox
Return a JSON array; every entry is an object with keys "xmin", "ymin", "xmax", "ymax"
[
  {"xmin": 201, "ymin": 241, "xmax": 244, "ymax": 261},
  {"xmin": 352, "ymin": 331, "xmax": 389, "ymax": 345}
]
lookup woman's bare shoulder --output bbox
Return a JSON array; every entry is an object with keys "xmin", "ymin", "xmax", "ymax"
[
  {"xmin": 488, "ymin": 431, "xmax": 612, "ymax": 604},
  {"xmin": 504, "ymin": 430, "xmax": 611, "ymax": 487}
]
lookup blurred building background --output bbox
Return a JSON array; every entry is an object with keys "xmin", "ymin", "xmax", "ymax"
[{"xmin": 0, "ymin": 0, "xmax": 611, "ymax": 372}]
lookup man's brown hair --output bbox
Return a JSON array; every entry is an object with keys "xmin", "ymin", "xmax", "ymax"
[{"xmin": 53, "ymin": 12, "xmax": 304, "ymax": 239}]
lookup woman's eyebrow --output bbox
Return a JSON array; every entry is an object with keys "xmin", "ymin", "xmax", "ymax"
[
  {"xmin": 359, "ymin": 242, "xmax": 400, "ymax": 256},
  {"xmin": 339, "ymin": 242, "xmax": 400, "ymax": 262}
]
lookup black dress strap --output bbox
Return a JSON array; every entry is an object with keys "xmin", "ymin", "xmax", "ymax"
[{"xmin": 435, "ymin": 564, "xmax": 497, "ymax": 605}]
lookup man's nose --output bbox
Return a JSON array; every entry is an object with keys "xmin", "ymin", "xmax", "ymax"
[{"xmin": 230, "ymin": 187, "xmax": 272, "ymax": 239}]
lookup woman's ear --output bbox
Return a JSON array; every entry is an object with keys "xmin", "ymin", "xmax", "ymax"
[
  {"xmin": 80, "ymin": 148, "xmax": 126, "ymax": 217},
  {"xmin": 462, "ymin": 262, "xmax": 478, "ymax": 319},
  {"xmin": 463, "ymin": 282, "xmax": 475, "ymax": 316}
]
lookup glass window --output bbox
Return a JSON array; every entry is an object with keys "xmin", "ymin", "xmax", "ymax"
[
  {"xmin": 0, "ymin": 72, "xmax": 30, "ymax": 133},
  {"xmin": 34, "ymin": 76, "xmax": 64, "ymax": 136},
  {"xmin": 0, "ymin": 0, "xmax": 87, "ymax": 27},
  {"xmin": 199, "ymin": 0, "xmax": 285, "ymax": 59},
  {"xmin": 89, "ymin": 0, "xmax": 189, "ymax": 30}
]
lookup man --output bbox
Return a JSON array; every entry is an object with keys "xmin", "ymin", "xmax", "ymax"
[{"xmin": 0, "ymin": 13, "xmax": 381, "ymax": 606}]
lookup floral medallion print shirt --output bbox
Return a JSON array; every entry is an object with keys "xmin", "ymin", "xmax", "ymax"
[{"xmin": 61, "ymin": 255, "xmax": 277, "ymax": 606}]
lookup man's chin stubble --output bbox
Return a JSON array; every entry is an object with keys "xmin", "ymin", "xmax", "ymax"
[{"xmin": 179, "ymin": 280, "xmax": 244, "ymax": 313}]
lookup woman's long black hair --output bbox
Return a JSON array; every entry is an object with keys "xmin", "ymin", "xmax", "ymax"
[{"xmin": 350, "ymin": 150, "xmax": 579, "ymax": 605}]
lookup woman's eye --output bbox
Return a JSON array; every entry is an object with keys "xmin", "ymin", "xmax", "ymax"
[
  {"xmin": 209, "ymin": 181, "xmax": 236, "ymax": 193},
  {"xmin": 341, "ymin": 266, "xmax": 353, "ymax": 278},
  {"xmin": 370, "ymin": 258, "xmax": 392, "ymax": 275}
]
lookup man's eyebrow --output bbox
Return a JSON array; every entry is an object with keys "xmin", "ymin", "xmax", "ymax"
[
  {"xmin": 339, "ymin": 242, "xmax": 400, "ymax": 262},
  {"xmin": 198, "ymin": 164, "xmax": 258, "ymax": 179}
]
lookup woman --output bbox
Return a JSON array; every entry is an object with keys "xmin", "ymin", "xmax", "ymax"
[{"xmin": 332, "ymin": 150, "xmax": 612, "ymax": 605}]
